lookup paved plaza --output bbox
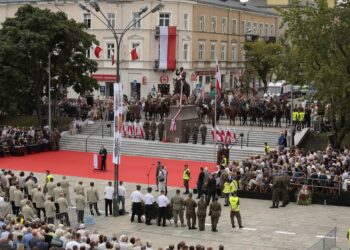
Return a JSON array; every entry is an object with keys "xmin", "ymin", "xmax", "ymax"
[{"xmin": 9, "ymin": 170, "xmax": 348, "ymax": 250}]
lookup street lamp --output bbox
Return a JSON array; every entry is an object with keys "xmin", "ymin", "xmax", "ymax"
[{"xmin": 79, "ymin": 0, "xmax": 164, "ymax": 217}]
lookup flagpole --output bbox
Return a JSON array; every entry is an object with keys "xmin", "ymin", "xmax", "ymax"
[{"xmin": 214, "ymin": 85, "xmax": 217, "ymax": 168}]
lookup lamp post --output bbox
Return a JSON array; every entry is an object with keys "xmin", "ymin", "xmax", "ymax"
[{"xmin": 79, "ymin": 0, "xmax": 164, "ymax": 217}]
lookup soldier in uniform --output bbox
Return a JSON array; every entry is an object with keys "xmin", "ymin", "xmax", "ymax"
[
  {"xmin": 143, "ymin": 121, "xmax": 151, "ymax": 140},
  {"xmin": 44, "ymin": 197, "xmax": 56, "ymax": 224},
  {"xmin": 192, "ymin": 123, "xmax": 199, "ymax": 144},
  {"xmin": 22, "ymin": 200, "xmax": 35, "ymax": 221},
  {"xmin": 200, "ymin": 123, "xmax": 207, "ymax": 145},
  {"xmin": 171, "ymin": 189, "xmax": 185, "ymax": 227},
  {"xmin": 209, "ymin": 197, "xmax": 221, "ymax": 232},
  {"xmin": 75, "ymin": 191, "xmax": 86, "ymax": 224},
  {"xmin": 87, "ymin": 182, "xmax": 101, "ymax": 216},
  {"xmin": 61, "ymin": 176, "xmax": 71, "ymax": 206},
  {"xmin": 184, "ymin": 193, "xmax": 197, "ymax": 230},
  {"xmin": 270, "ymin": 175, "xmax": 281, "ymax": 209},
  {"xmin": 150, "ymin": 120, "xmax": 157, "ymax": 141},
  {"xmin": 196, "ymin": 195, "xmax": 207, "ymax": 231},
  {"xmin": 57, "ymin": 193, "xmax": 70, "ymax": 226},
  {"xmin": 33, "ymin": 187, "xmax": 46, "ymax": 219},
  {"xmin": 281, "ymin": 173, "xmax": 290, "ymax": 207},
  {"xmin": 158, "ymin": 121, "xmax": 165, "ymax": 142}
]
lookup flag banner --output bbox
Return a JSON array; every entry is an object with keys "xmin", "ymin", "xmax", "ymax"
[
  {"xmin": 111, "ymin": 50, "xmax": 115, "ymax": 65},
  {"xmin": 159, "ymin": 26, "xmax": 177, "ymax": 70},
  {"xmin": 226, "ymin": 129, "xmax": 232, "ymax": 144},
  {"xmin": 215, "ymin": 58, "xmax": 221, "ymax": 96},
  {"xmin": 233, "ymin": 129, "xmax": 237, "ymax": 142},
  {"xmin": 131, "ymin": 47, "xmax": 139, "ymax": 61},
  {"xmin": 113, "ymin": 83, "xmax": 123, "ymax": 164},
  {"xmin": 92, "ymin": 42, "xmax": 102, "ymax": 58}
]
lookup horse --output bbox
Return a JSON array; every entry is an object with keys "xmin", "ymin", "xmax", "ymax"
[
  {"xmin": 224, "ymin": 105, "xmax": 237, "ymax": 125},
  {"xmin": 199, "ymin": 104, "xmax": 212, "ymax": 124}
]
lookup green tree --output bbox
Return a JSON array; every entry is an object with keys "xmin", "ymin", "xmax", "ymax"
[
  {"xmin": 243, "ymin": 40, "xmax": 282, "ymax": 92},
  {"xmin": 0, "ymin": 5, "xmax": 98, "ymax": 123},
  {"xmin": 278, "ymin": 0, "xmax": 350, "ymax": 148}
]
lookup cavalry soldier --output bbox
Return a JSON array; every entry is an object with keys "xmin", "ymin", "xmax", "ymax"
[
  {"xmin": 150, "ymin": 120, "xmax": 157, "ymax": 141},
  {"xmin": 209, "ymin": 197, "xmax": 221, "ymax": 232},
  {"xmin": 197, "ymin": 195, "xmax": 207, "ymax": 231},
  {"xmin": 183, "ymin": 165, "xmax": 191, "ymax": 194},
  {"xmin": 200, "ymin": 123, "xmax": 207, "ymax": 145},
  {"xmin": 171, "ymin": 189, "xmax": 185, "ymax": 227},
  {"xmin": 184, "ymin": 193, "xmax": 197, "ymax": 230},
  {"xmin": 229, "ymin": 192, "xmax": 243, "ymax": 229},
  {"xmin": 192, "ymin": 123, "xmax": 199, "ymax": 144},
  {"xmin": 158, "ymin": 121, "xmax": 165, "ymax": 142},
  {"xmin": 143, "ymin": 120, "xmax": 150, "ymax": 140}
]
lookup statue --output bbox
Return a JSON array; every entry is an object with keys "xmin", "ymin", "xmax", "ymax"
[{"xmin": 173, "ymin": 67, "xmax": 190, "ymax": 98}]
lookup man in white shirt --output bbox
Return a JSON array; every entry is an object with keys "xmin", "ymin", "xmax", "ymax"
[
  {"xmin": 130, "ymin": 185, "xmax": 143, "ymax": 223},
  {"xmin": 144, "ymin": 187, "xmax": 155, "ymax": 225},
  {"xmin": 104, "ymin": 181, "xmax": 114, "ymax": 217},
  {"xmin": 158, "ymin": 166, "xmax": 168, "ymax": 195},
  {"xmin": 118, "ymin": 181, "xmax": 126, "ymax": 214},
  {"xmin": 157, "ymin": 190, "xmax": 169, "ymax": 227}
]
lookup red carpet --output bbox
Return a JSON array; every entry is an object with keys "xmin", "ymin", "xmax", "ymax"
[{"xmin": 0, "ymin": 151, "xmax": 216, "ymax": 188}]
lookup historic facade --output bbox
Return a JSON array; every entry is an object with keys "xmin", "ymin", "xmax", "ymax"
[{"xmin": 0, "ymin": 0, "xmax": 278, "ymax": 99}]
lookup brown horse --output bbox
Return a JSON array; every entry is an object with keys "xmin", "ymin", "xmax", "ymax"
[{"xmin": 224, "ymin": 105, "xmax": 237, "ymax": 125}]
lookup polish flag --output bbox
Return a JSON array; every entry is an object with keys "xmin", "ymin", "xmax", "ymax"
[
  {"xmin": 159, "ymin": 26, "xmax": 177, "ymax": 70},
  {"xmin": 221, "ymin": 129, "xmax": 226, "ymax": 143},
  {"xmin": 111, "ymin": 50, "xmax": 115, "ymax": 65},
  {"xmin": 131, "ymin": 46, "xmax": 139, "ymax": 61},
  {"xmin": 122, "ymin": 123, "xmax": 127, "ymax": 137},
  {"xmin": 215, "ymin": 58, "xmax": 221, "ymax": 96},
  {"xmin": 226, "ymin": 129, "xmax": 232, "ymax": 144},
  {"xmin": 233, "ymin": 130, "xmax": 237, "ymax": 142},
  {"xmin": 127, "ymin": 122, "xmax": 132, "ymax": 138},
  {"xmin": 140, "ymin": 125, "xmax": 145, "ymax": 139},
  {"xmin": 211, "ymin": 129, "xmax": 215, "ymax": 143},
  {"xmin": 134, "ymin": 122, "xmax": 138, "ymax": 137},
  {"xmin": 130, "ymin": 123, "xmax": 135, "ymax": 138},
  {"xmin": 92, "ymin": 42, "xmax": 102, "ymax": 58},
  {"xmin": 216, "ymin": 128, "xmax": 223, "ymax": 142}
]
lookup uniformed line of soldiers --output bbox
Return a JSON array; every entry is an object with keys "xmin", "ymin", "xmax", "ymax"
[
  {"xmin": 143, "ymin": 120, "xmax": 165, "ymax": 141},
  {"xmin": 270, "ymin": 173, "xmax": 290, "ymax": 209},
  {"xmin": 182, "ymin": 123, "xmax": 207, "ymax": 144}
]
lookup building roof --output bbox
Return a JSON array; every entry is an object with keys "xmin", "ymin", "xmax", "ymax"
[{"xmin": 195, "ymin": 0, "xmax": 278, "ymax": 16}]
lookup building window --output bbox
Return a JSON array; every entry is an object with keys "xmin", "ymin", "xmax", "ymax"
[
  {"xmin": 210, "ymin": 42, "xmax": 216, "ymax": 61},
  {"xmin": 107, "ymin": 43, "xmax": 115, "ymax": 59},
  {"xmin": 211, "ymin": 16, "xmax": 217, "ymax": 32},
  {"xmin": 159, "ymin": 12, "xmax": 171, "ymax": 26},
  {"xmin": 232, "ymin": 19, "xmax": 237, "ymax": 34},
  {"xmin": 107, "ymin": 13, "xmax": 115, "ymax": 28},
  {"xmin": 246, "ymin": 21, "xmax": 252, "ymax": 34},
  {"xmin": 199, "ymin": 16, "xmax": 205, "ymax": 31},
  {"xmin": 132, "ymin": 12, "xmax": 141, "ymax": 29},
  {"xmin": 221, "ymin": 17, "xmax": 227, "ymax": 33},
  {"xmin": 83, "ymin": 13, "xmax": 91, "ymax": 28},
  {"xmin": 265, "ymin": 24, "xmax": 269, "ymax": 36},
  {"xmin": 253, "ymin": 22, "xmax": 257, "ymax": 35},
  {"xmin": 231, "ymin": 43, "xmax": 237, "ymax": 62},
  {"xmin": 221, "ymin": 43, "xmax": 227, "ymax": 61},
  {"xmin": 259, "ymin": 24, "xmax": 263, "ymax": 36},
  {"xmin": 184, "ymin": 13, "xmax": 188, "ymax": 30},
  {"xmin": 270, "ymin": 24, "xmax": 275, "ymax": 36},
  {"xmin": 240, "ymin": 20, "xmax": 245, "ymax": 34},
  {"xmin": 198, "ymin": 42, "xmax": 204, "ymax": 61},
  {"xmin": 183, "ymin": 43, "xmax": 188, "ymax": 61}
]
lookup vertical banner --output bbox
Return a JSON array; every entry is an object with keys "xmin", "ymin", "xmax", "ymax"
[{"xmin": 113, "ymin": 83, "xmax": 123, "ymax": 164}]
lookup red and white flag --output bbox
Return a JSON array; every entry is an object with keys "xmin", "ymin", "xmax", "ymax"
[
  {"xmin": 130, "ymin": 123, "xmax": 135, "ymax": 138},
  {"xmin": 216, "ymin": 128, "xmax": 223, "ymax": 142},
  {"xmin": 111, "ymin": 50, "xmax": 115, "ymax": 65},
  {"xmin": 159, "ymin": 26, "xmax": 177, "ymax": 70},
  {"xmin": 221, "ymin": 129, "xmax": 226, "ymax": 143},
  {"xmin": 211, "ymin": 129, "xmax": 215, "ymax": 143},
  {"xmin": 233, "ymin": 130, "xmax": 237, "ymax": 142},
  {"xmin": 131, "ymin": 46, "xmax": 139, "ymax": 61},
  {"xmin": 92, "ymin": 42, "xmax": 102, "ymax": 58},
  {"xmin": 215, "ymin": 58, "xmax": 221, "ymax": 96},
  {"xmin": 140, "ymin": 124, "xmax": 145, "ymax": 139},
  {"xmin": 226, "ymin": 129, "xmax": 232, "ymax": 144},
  {"xmin": 122, "ymin": 123, "xmax": 127, "ymax": 137}
]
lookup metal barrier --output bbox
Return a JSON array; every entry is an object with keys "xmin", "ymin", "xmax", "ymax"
[
  {"xmin": 308, "ymin": 227, "xmax": 338, "ymax": 250},
  {"xmin": 85, "ymin": 125, "xmax": 102, "ymax": 152}
]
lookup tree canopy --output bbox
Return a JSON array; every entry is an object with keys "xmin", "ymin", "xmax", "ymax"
[
  {"xmin": 0, "ymin": 4, "xmax": 99, "ymax": 121},
  {"xmin": 278, "ymin": 0, "xmax": 350, "ymax": 147}
]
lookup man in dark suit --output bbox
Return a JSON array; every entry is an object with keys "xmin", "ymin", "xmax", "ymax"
[{"xmin": 99, "ymin": 145, "xmax": 107, "ymax": 171}]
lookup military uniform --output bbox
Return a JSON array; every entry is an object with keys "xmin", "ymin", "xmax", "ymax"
[
  {"xmin": 271, "ymin": 176, "xmax": 281, "ymax": 208},
  {"xmin": 44, "ymin": 199, "xmax": 56, "ymax": 224},
  {"xmin": 33, "ymin": 191, "xmax": 46, "ymax": 219},
  {"xmin": 57, "ymin": 196, "xmax": 70, "ymax": 226},
  {"xmin": 143, "ymin": 121, "xmax": 150, "ymax": 140},
  {"xmin": 171, "ymin": 195, "xmax": 185, "ymax": 227},
  {"xmin": 197, "ymin": 198, "xmax": 207, "ymax": 231},
  {"xmin": 75, "ymin": 194, "xmax": 87, "ymax": 223},
  {"xmin": 22, "ymin": 204, "xmax": 35, "ymax": 221},
  {"xmin": 209, "ymin": 199, "xmax": 221, "ymax": 232},
  {"xmin": 158, "ymin": 121, "xmax": 165, "ymax": 142},
  {"xmin": 184, "ymin": 197, "xmax": 197, "ymax": 229},
  {"xmin": 200, "ymin": 124, "xmax": 207, "ymax": 145},
  {"xmin": 192, "ymin": 124, "xmax": 199, "ymax": 144},
  {"xmin": 281, "ymin": 174, "xmax": 290, "ymax": 207},
  {"xmin": 87, "ymin": 186, "xmax": 100, "ymax": 215},
  {"xmin": 150, "ymin": 120, "xmax": 157, "ymax": 141}
]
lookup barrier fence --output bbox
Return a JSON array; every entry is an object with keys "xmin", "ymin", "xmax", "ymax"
[{"xmin": 308, "ymin": 227, "xmax": 338, "ymax": 250}]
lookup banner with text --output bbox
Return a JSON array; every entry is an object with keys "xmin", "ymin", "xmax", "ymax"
[{"xmin": 113, "ymin": 83, "xmax": 123, "ymax": 164}]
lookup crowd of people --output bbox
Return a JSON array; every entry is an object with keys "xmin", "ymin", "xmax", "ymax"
[{"xmin": 0, "ymin": 126, "xmax": 61, "ymax": 156}]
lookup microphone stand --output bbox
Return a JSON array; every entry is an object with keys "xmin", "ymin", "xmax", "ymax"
[{"xmin": 147, "ymin": 164, "xmax": 155, "ymax": 188}]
